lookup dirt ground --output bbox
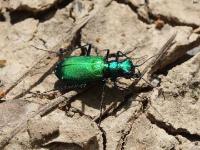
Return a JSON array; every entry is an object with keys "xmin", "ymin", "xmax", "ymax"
[{"xmin": 0, "ymin": 0, "xmax": 200, "ymax": 150}]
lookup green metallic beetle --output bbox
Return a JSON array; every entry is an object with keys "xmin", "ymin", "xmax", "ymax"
[
  {"xmin": 32, "ymin": 33, "xmax": 176, "ymax": 124},
  {"xmin": 54, "ymin": 44, "xmax": 141, "ymax": 87},
  {"xmin": 31, "ymin": 33, "xmax": 176, "ymax": 89}
]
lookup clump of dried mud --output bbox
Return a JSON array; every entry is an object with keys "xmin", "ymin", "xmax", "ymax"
[{"xmin": 0, "ymin": 0, "xmax": 200, "ymax": 150}]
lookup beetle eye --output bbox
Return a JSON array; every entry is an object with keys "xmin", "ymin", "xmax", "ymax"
[
  {"xmin": 59, "ymin": 48, "xmax": 64, "ymax": 54},
  {"xmin": 57, "ymin": 48, "xmax": 65, "ymax": 57}
]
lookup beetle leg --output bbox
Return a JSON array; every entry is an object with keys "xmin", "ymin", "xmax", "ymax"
[
  {"xmin": 114, "ymin": 51, "xmax": 132, "ymax": 61},
  {"xmin": 134, "ymin": 68, "xmax": 142, "ymax": 78},
  {"xmin": 58, "ymin": 43, "xmax": 103, "ymax": 57},
  {"xmin": 116, "ymin": 51, "xmax": 120, "ymax": 62},
  {"xmin": 117, "ymin": 51, "xmax": 130, "ymax": 59},
  {"xmin": 86, "ymin": 44, "xmax": 92, "ymax": 56},
  {"xmin": 103, "ymin": 49, "xmax": 123, "ymax": 62},
  {"xmin": 104, "ymin": 50, "xmax": 123, "ymax": 60},
  {"xmin": 60, "ymin": 44, "xmax": 92, "ymax": 56},
  {"xmin": 98, "ymin": 79, "xmax": 107, "ymax": 125},
  {"xmin": 77, "ymin": 43, "xmax": 92, "ymax": 56},
  {"xmin": 106, "ymin": 51, "xmax": 131, "ymax": 60},
  {"xmin": 104, "ymin": 49, "xmax": 110, "ymax": 62}
]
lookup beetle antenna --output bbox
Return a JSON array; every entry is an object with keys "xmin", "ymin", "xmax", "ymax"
[
  {"xmin": 30, "ymin": 45, "xmax": 59, "ymax": 54},
  {"xmin": 135, "ymin": 54, "xmax": 159, "ymax": 67},
  {"xmin": 135, "ymin": 32, "xmax": 177, "ymax": 67},
  {"xmin": 134, "ymin": 67, "xmax": 156, "ymax": 88},
  {"xmin": 98, "ymin": 81, "xmax": 106, "ymax": 125},
  {"xmin": 141, "ymin": 77, "xmax": 155, "ymax": 88}
]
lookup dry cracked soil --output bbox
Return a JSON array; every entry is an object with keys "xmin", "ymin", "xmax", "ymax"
[{"xmin": 0, "ymin": 0, "xmax": 200, "ymax": 150}]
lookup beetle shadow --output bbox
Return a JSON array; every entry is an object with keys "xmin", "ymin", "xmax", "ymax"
[
  {"xmin": 72, "ymin": 84, "xmax": 134, "ymax": 118},
  {"xmin": 77, "ymin": 84, "xmax": 124, "ymax": 107},
  {"xmin": 54, "ymin": 80, "xmax": 75, "ymax": 94},
  {"xmin": 54, "ymin": 80, "xmax": 125, "ymax": 108},
  {"xmin": 54, "ymin": 80, "xmax": 142, "ymax": 119}
]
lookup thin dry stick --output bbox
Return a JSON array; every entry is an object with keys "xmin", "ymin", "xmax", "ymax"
[
  {"xmin": 93, "ymin": 33, "xmax": 177, "ymax": 122},
  {"xmin": 0, "ymin": 90, "xmax": 85, "ymax": 149},
  {"xmin": 98, "ymin": 82, "xmax": 106, "ymax": 125}
]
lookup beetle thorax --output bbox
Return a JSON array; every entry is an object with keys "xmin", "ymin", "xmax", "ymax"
[{"xmin": 106, "ymin": 59, "xmax": 134, "ymax": 79}]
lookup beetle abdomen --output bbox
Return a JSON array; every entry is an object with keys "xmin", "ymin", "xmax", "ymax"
[{"xmin": 55, "ymin": 56, "xmax": 106, "ymax": 85}]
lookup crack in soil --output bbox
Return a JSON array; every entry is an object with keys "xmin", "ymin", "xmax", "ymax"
[
  {"xmin": 115, "ymin": 0, "xmax": 151, "ymax": 24},
  {"xmin": 155, "ymin": 52, "xmax": 193, "ymax": 76},
  {"xmin": 119, "ymin": 123, "xmax": 133, "ymax": 150},
  {"xmin": 119, "ymin": 118, "xmax": 135, "ymax": 150},
  {"xmin": 66, "ymin": 107, "xmax": 107, "ymax": 150},
  {"xmin": 98, "ymin": 126, "xmax": 107, "ymax": 150},
  {"xmin": 117, "ymin": 109, "xmax": 144, "ymax": 150},
  {"xmin": 107, "ymin": 86, "xmax": 152, "ymax": 117},
  {"xmin": 67, "ymin": 106, "xmax": 107, "ymax": 150},
  {"xmin": 64, "ymin": 103, "xmax": 107, "ymax": 150},
  {"xmin": 148, "ymin": 13, "xmax": 198, "ymax": 29},
  {"xmin": 146, "ymin": 113, "xmax": 200, "ymax": 142},
  {"xmin": 146, "ymin": 2, "xmax": 199, "ymax": 28},
  {"xmin": 115, "ymin": 92, "xmax": 151, "ymax": 150},
  {"xmin": 7, "ymin": 0, "xmax": 73, "ymax": 24},
  {"xmin": 149, "ymin": 34, "xmax": 200, "ymax": 77},
  {"xmin": 146, "ymin": 1, "xmax": 199, "ymax": 29},
  {"xmin": 115, "ymin": 0, "xmax": 199, "ymax": 29}
]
